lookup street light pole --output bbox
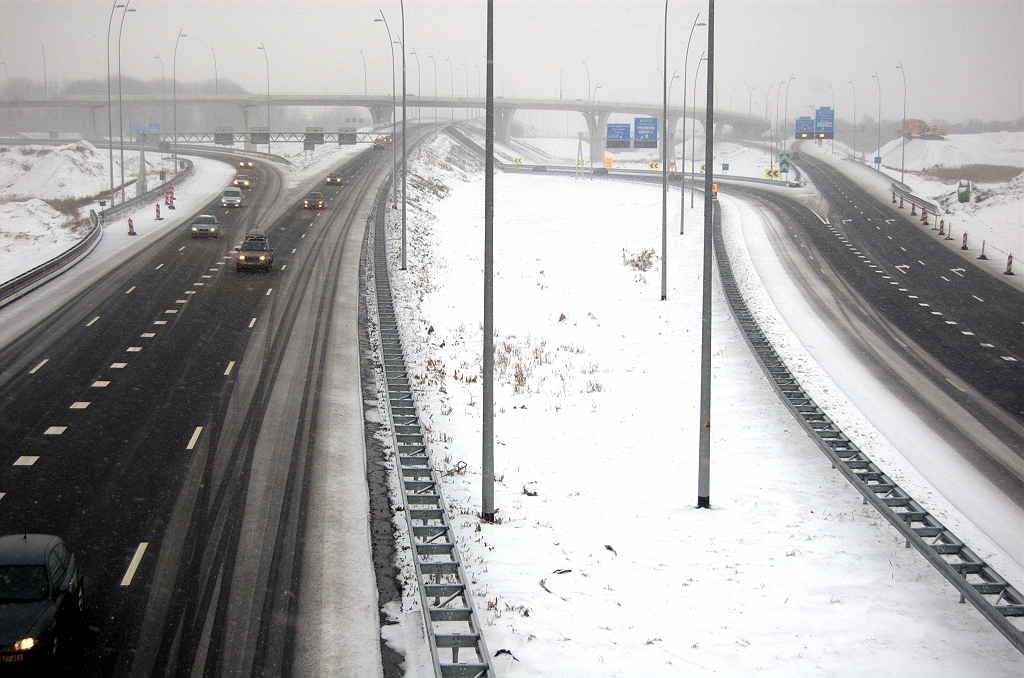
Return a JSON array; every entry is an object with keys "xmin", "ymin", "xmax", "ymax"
[
  {"xmin": 359, "ymin": 49, "xmax": 367, "ymax": 95},
  {"xmin": 172, "ymin": 29, "xmax": 187, "ymax": 176},
  {"xmin": 783, "ymin": 74, "xmax": 795, "ymax": 158},
  {"xmin": 445, "ymin": 57, "xmax": 454, "ymax": 123},
  {"xmin": 257, "ymin": 43, "xmax": 269, "ymax": 151},
  {"xmin": 762, "ymin": 85, "xmax": 772, "ymax": 166},
  {"xmin": 896, "ymin": 61, "xmax": 907, "ymax": 184},
  {"xmin": 680, "ymin": 14, "xmax": 706, "ymax": 235},
  {"xmin": 374, "ymin": 14, "xmax": 397, "ymax": 207},
  {"xmin": 660, "ymin": 0, "xmax": 668, "ymax": 301},
  {"xmin": 410, "ymin": 49, "xmax": 421, "ymax": 138},
  {"xmin": 154, "ymin": 54, "xmax": 165, "ymax": 134},
  {"xmin": 582, "ymin": 60, "xmax": 591, "ymax": 103},
  {"xmin": 462, "ymin": 62, "xmax": 469, "ymax": 120},
  {"xmin": 827, "ymin": 82, "xmax": 836, "ymax": 154},
  {"xmin": 482, "ymin": 0, "xmax": 495, "ymax": 523},
  {"xmin": 697, "ymin": 0, "xmax": 715, "ymax": 510},
  {"xmin": 106, "ymin": 1, "xmax": 123, "ymax": 208},
  {"xmin": 775, "ymin": 79, "xmax": 784, "ymax": 166},
  {"xmin": 429, "ymin": 54, "xmax": 437, "ymax": 126},
  {"xmin": 848, "ymin": 78, "xmax": 856, "ymax": 161},
  {"xmin": 117, "ymin": 1, "xmax": 135, "ymax": 203},
  {"xmin": 871, "ymin": 72, "xmax": 881, "ymax": 168},
  {"xmin": 400, "ymin": 0, "xmax": 407, "ymax": 271},
  {"xmin": 211, "ymin": 45, "xmax": 218, "ymax": 95}
]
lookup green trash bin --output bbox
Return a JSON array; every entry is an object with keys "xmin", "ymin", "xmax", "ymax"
[{"xmin": 958, "ymin": 180, "xmax": 971, "ymax": 203}]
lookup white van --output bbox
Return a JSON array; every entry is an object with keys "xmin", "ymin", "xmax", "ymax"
[{"xmin": 221, "ymin": 187, "xmax": 243, "ymax": 207}]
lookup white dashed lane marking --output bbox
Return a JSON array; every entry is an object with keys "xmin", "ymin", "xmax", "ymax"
[
  {"xmin": 111, "ymin": 363, "xmax": 127, "ymax": 369},
  {"xmin": 120, "ymin": 542, "xmax": 148, "ymax": 586},
  {"xmin": 973, "ymin": 295, "xmax": 985, "ymax": 303},
  {"xmin": 92, "ymin": 381, "xmax": 110, "ymax": 388},
  {"xmin": 70, "ymin": 402, "xmax": 90, "ymax": 409},
  {"xmin": 127, "ymin": 347, "xmax": 142, "ymax": 353},
  {"xmin": 248, "ymin": 318, "xmax": 257, "ymax": 328},
  {"xmin": 962, "ymin": 331, "xmax": 975, "ymax": 336},
  {"xmin": 44, "ymin": 426, "xmax": 66, "ymax": 435},
  {"xmin": 155, "ymin": 264, "xmax": 164, "ymax": 270},
  {"xmin": 185, "ymin": 291, "xmax": 197, "ymax": 295},
  {"xmin": 266, "ymin": 288, "xmax": 273, "ymax": 296},
  {"xmin": 165, "ymin": 310, "xmax": 178, "ymax": 314},
  {"xmin": 86, "ymin": 316, "xmax": 100, "ymax": 327},
  {"xmin": 202, "ymin": 275, "xmax": 212, "ymax": 279},
  {"xmin": 153, "ymin": 320, "xmax": 167, "ymax": 325},
  {"xmin": 141, "ymin": 333, "xmax": 155, "ymax": 338},
  {"xmin": 291, "ymin": 249, "xmax": 296, "ymax": 254},
  {"xmin": 178, "ymin": 246, "xmax": 186, "ymax": 252},
  {"xmin": 224, "ymin": 361, "xmax": 235, "ymax": 376},
  {"xmin": 1004, "ymin": 356, "xmax": 1019, "ymax": 362},
  {"xmin": 175, "ymin": 300, "xmax": 187, "ymax": 304},
  {"xmin": 186, "ymin": 427, "xmax": 203, "ymax": 450},
  {"xmin": 29, "ymin": 359, "xmax": 49, "ymax": 374},
  {"xmin": 126, "ymin": 286, "xmax": 136, "ymax": 294},
  {"xmin": 194, "ymin": 282, "xmax": 205, "ymax": 286},
  {"xmin": 13, "ymin": 457, "xmax": 39, "ymax": 466}
]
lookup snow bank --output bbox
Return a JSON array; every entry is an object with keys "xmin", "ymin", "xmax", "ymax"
[
  {"xmin": 878, "ymin": 132, "xmax": 1024, "ymax": 172},
  {"xmin": 1, "ymin": 141, "xmax": 109, "ymax": 201},
  {"xmin": 0, "ymin": 198, "xmax": 84, "ymax": 278},
  {"xmin": 376, "ymin": 133, "xmax": 1022, "ymax": 675}
]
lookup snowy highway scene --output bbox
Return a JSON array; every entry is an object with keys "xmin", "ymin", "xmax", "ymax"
[{"xmin": 0, "ymin": 1, "xmax": 1021, "ymax": 676}]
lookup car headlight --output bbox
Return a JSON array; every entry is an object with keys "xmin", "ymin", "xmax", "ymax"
[
  {"xmin": 14, "ymin": 638, "xmax": 35, "ymax": 651},
  {"xmin": 238, "ymin": 255, "xmax": 245, "ymax": 261},
  {"xmin": 211, "ymin": 227, "xmax": 217, "ymax": 231},
  {"xmin": 259, "ymin": 255, "xmax": 266, "ymax": 261},
  {"xmin": 192, "ymin": 226, "xmax": 198, "ymax": 231}
]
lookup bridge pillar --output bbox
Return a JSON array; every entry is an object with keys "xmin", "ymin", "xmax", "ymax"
[
  {"xmin": 91, "ymin": 106, "xmax": 105, "ymax": 142},
  {"xmin": 241, "ymin": 106, "xmax": 257, "ymax": 151},
  {"xmin": 581, "ymin": 110, "xmax": 610, "ymax": 167},
  {"xmin": 495, "ymin": 109, "xmax": 516, "ymax": 145},
  {"xmin": 667, "ymin": 114, "xmax": 681, "ymax": 168},
  {"xmin": 369, "ymin": 106, "xmax": 394, "ymax": 125}
]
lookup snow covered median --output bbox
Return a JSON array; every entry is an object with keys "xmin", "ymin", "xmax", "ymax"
[{"xmin": 376, "ymin": 134, "xmax": 1021, "ymax": 675}]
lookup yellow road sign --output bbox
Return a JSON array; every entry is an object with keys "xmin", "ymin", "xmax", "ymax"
[
  {"xmin": 700, "ymin": 163, "xmax": 706, "ymax": 173},
  {"xmin": 604, "ymin": 157, "xmax": 614, "ymax": 169},
  {"xmin": 765, "ymin": 168, "xmax": 781, "ymax": 179},
  {"xmin": 513, "ymin": 157, "xmax": 523, "ymax": 164},
  {"xmin": 649, "ymin": 161, "xmax": 660, "ymax": 170}
]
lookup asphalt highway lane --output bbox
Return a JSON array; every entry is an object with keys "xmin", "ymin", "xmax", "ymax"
[
  {"xmin": 725, "ymin": 159, "xmax": 1024, "ymax": 500},
  {"xmin": 0, "ymin": 147, "xmax": 387, "ymax": 675}
]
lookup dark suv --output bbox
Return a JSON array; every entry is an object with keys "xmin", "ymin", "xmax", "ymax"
[
  {"xmin": 0, "ymin": 534, "xmax": 84, "ymax": 669},
  {"xmin": 236, "ymin": 229, "xmax": 274, "ymax": 271}
]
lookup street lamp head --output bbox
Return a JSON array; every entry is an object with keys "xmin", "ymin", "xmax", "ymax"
[
  {"xmin": 374, "ymin": 18, "xmax": 383, "ymax": 22},
  {"xmin": 697, "ymin": 21, "xmax": 706, "ymax": 26}
]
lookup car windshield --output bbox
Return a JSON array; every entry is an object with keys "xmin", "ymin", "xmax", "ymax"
[
  {"xmin": 194, "ymin": 216, "xmax": 216, "ymax": 224},
  {"xmin": 0, "ymin": 565, "xmax": 49, "ymax": 602},
  {"xmin": 224, "ymin": 190, "xmax": 240, "ymax": 196},
  {"xmin": 241, "ymin": 241, "xmax": 268, "ymax": 251},
  {"xmin": 307, "ymin": 193, "xmax": 323, "ymax": 200}
]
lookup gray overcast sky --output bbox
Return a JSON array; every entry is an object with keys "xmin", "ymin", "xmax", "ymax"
[{"xmin": 1, "ymin": 0, "xmax": 1021, "ymax": 123}]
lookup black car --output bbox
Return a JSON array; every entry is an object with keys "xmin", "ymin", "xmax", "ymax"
[
  {"xmin": 0, "ymin": 534, "xmax": 83, "ymax": 669},
  {"xmin": 235, "ymin": 229, "xmax": 274, "ymax": 271},
  {"xmin": 303, "ymin": 192, "xmax": 325, "ymax": 210},
  {"xmin": 325, "ymin": 172, "xmax": 343, "ymax": 185},
  {"xmin": 238, "ymin": 159, "xmax": 254, "ymax": 168}
]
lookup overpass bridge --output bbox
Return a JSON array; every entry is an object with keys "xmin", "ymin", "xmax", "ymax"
[{"xmin": 2, "ymin": 93, "xmax": 765, "ymax": 166}]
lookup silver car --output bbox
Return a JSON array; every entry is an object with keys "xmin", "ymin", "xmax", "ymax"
[
  {"xmin": 221, "ymin": 187, "xmax": 242, "ymax": 207},
  {"xmin": 190, "ymin": 214, "xmax": 220, "ymax": 239}
]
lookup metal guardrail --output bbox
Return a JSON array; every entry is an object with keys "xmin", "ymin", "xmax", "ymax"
[
  {"xmin": 99, "ymin": 158, "xmax": 194, "ymax": 222},
  {"xmin": 369, "ymin": 179, "xmax": 494, "ymax": 678},
  {"xmin": 0, "ymin": 215, "xmax": 102, "ymax": 306},
  {"xmin": 890, "ymin": 181, "xmax": 942, "ymax": 216},
  {"xmin": 711, "ymin": 202, "xmax": 1024, "ymax": 655}
]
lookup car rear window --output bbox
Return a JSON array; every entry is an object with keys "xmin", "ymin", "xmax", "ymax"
[{"xmin": 0, "ymin": 565, "xmax": 49, "ymax": 602}]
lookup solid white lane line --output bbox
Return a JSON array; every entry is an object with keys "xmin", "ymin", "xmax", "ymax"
[
  {"xmin": 224, "ymin": 361, "xmax": 235, "ymax": 376},
  {"xmin": 70, "ymin": 402, "xmax": 90, "ymax": 409},
  {"xmin": 29, "ymin": 359, "xmax": 49, "ymax": 374},
  {"xmin": 13, "ymin": 457, "xmax": 39, "ymax": 466},
  {"xmin": 86, "ymin": 316, "xmax": 100, "ymax": 327},
  {"xmin": 127, "ymin": 347, "xmax": 142, "ymax": 352},
  {"xmin": 156, "ymin": 264, "xmax": 164, "ymax": 270},
  {"xmin": 44, "ymin": 426, "xmax": 67, "ymax": 435},
  {"xmin": 265, "ymin": 288, "xmax": 273, "ymax": 296},
  {"xmin": 154, "ymin": 320, "xmax": 167, "ymax": 325},
  {"xmin": 92, "ymin": 381, "xmax": 110, "ymax": 387},
  {"xmin": 249, "ymin": 318, "xmax": 257, "ymax": 328},
  {"xmin": 186, "ymin": 427, "xmax": 203, "ymax": 450},
  {"xmin": 120, "ymin": 542, "xmax": 148, "ymax": 586},
  {"xmin": 141, "ymin": 333, "xmax": 155, "ymax": 338},
  {"xmin": 111, "ymin": 362, "xmax": 127, "ymax": 368},
  {"xmin": 126, "ymin": 286, "xmax": 136, "ymax": 294}
]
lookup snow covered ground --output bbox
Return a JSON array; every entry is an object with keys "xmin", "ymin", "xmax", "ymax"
[{"xmin": 376, "ymin": 133, "xmax": 1023, "ymax": 676}]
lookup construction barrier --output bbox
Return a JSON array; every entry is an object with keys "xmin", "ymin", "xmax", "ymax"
[
  {"xmin": 978, "ymin": 240, "xmax": 988, "ymax": 260},
  {"xmin": 1007, "ymin": 254, "xmax": 1015, "ymax": 276},
  {"xmin": 962, "ymin": 233, "xmax": 969, "ymax": 250}
]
